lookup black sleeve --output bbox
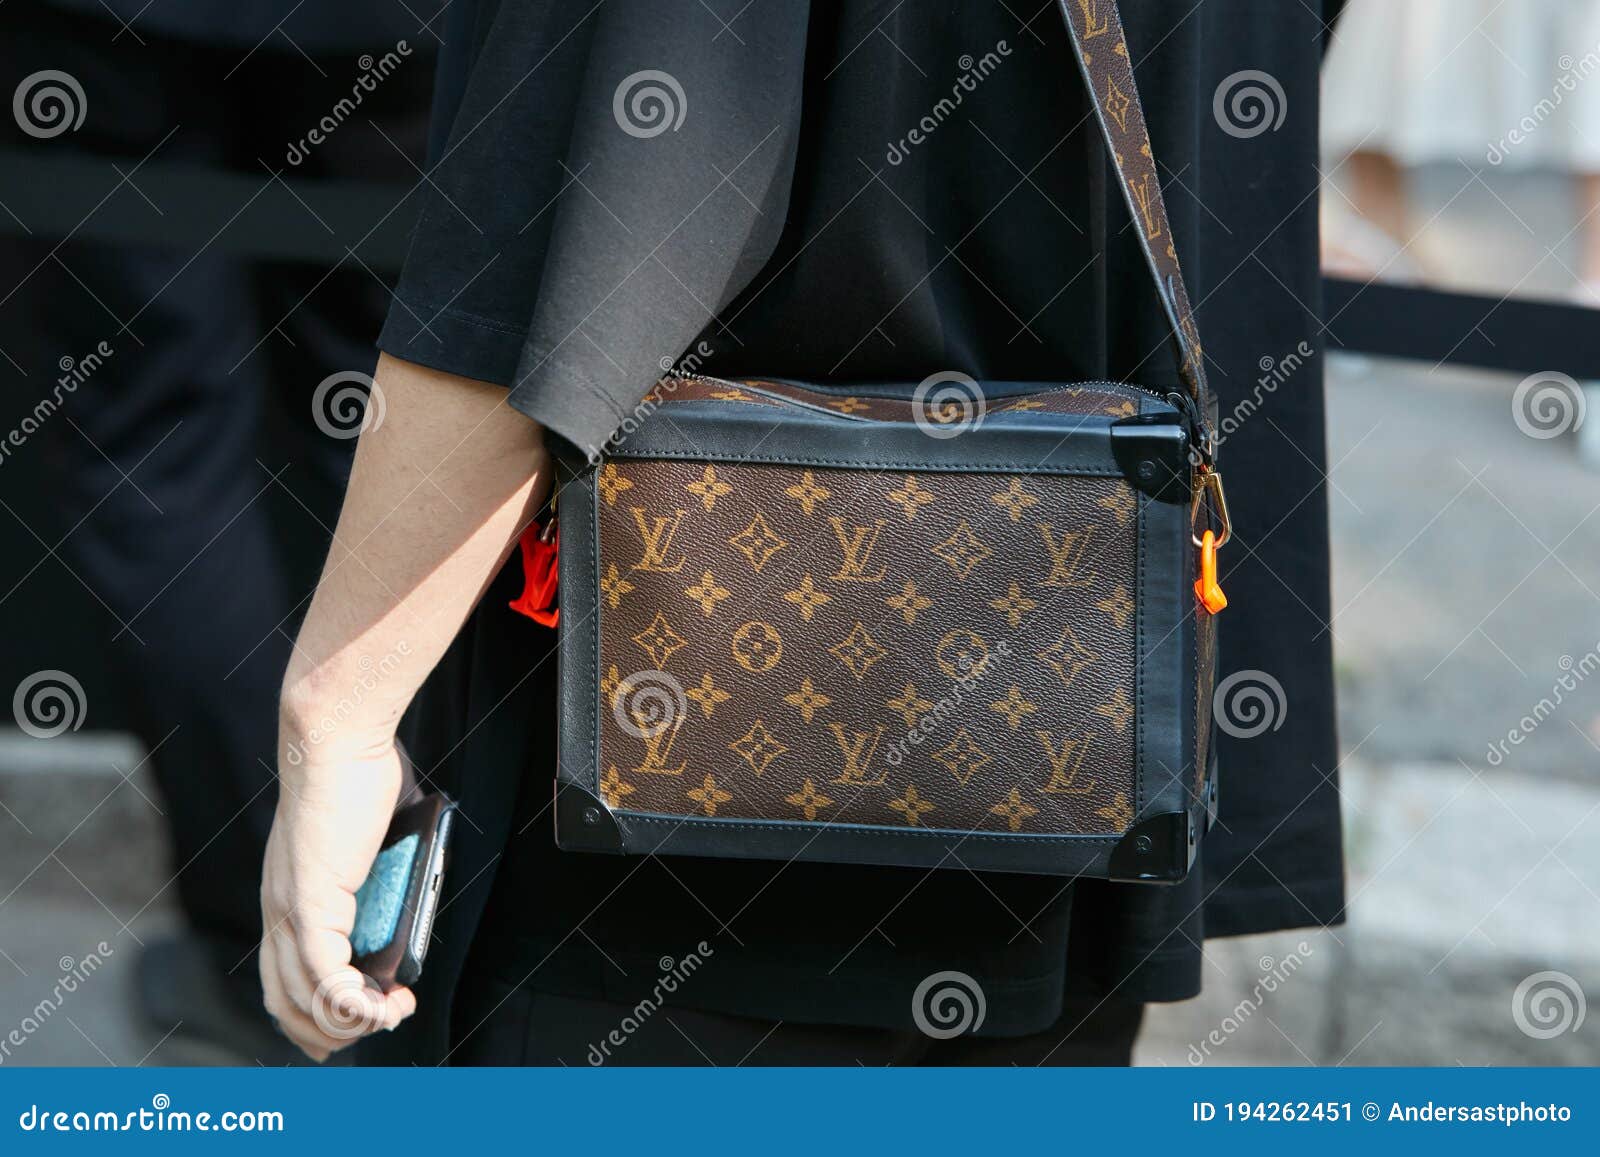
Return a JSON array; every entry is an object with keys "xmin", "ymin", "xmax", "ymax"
[{"xmin": 377, "ymin": 0, "xmax": 806, "ymax": 459}]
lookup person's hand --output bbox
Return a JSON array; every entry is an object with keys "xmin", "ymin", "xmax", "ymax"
[{"xmin": 259, "ymin": 726, "xmax": 417, "ymax": 1061}]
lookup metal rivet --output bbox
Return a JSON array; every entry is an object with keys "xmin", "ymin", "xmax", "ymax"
[
  {"xmin": 1134, "ymin": 835, "xmax": 1152, "ymax": 854},
  {"xmin": 1137, "ymin": 460, "xmax": 1157, "ymax": 481},
  {"xmin": 582, "ymin": 807, "xmax": 601, "ymax": 826}
]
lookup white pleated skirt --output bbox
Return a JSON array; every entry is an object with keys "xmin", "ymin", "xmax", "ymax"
[{"xmin": 1322, "ymin": 0, "xmax": 1600, "ymax": 170}]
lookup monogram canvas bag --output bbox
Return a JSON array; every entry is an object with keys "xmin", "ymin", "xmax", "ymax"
[{"xmin": 540, "ymin": 0, "xmax": 1227, "ymax": 881}]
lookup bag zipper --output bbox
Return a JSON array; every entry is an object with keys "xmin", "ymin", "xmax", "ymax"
[{"xmin": 671, "ymin": 373, "xmax": 1169, "ymax": 410}]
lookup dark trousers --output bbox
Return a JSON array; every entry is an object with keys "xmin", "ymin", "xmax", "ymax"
[
  {"xmin": 0, "ymin": 4, "xmax": 430, "ymax": 953},
  {"xmin": 448, "ymin": 976, "xmax": 1144, "ymax": 1066}
]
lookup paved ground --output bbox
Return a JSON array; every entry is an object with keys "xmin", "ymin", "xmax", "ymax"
[{"xmin": 1136, "ymin": 347, "xmax": 1600, "ymax": 1066}]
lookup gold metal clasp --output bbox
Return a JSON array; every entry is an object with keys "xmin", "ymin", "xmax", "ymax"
[{"xmin": 1191, "ymin": 468, "xmax": 1231, "ymax": 549}]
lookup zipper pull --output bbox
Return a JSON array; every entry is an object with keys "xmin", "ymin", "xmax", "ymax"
[{"xmin": 509, "ymin": 517, "xmax": 560, "ymax": 627}]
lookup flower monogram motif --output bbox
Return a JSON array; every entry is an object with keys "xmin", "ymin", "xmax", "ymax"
[
  {"xmin": 888, "ymin": 784, "xmax": 936, "ymax": 827},
  {"xmin": 783, "ymin": 677, "xmax": 833, "ymax": 724},
  {"xmin": 990, "ymin": 787, "xmax": 1039, "ymax": 832},
  {"xmin": 885, "ymin": 475, "xmax": 936, "ymax": 520},
  {"xmin": 687, "ymin": 773, "xmax": 733, "ymax": 817},
  {"xmin": 597, "ymin": 463, "xmax": 634, "ymax": 506},
  {"xmin": 785, "ymin": 778, "xmax": 835, "ymax": 821},
  {"xmin": 685, "ymin": 464, "xmax": 734, "ymax": 511},
  {"xmin": 784, "ymin": 470, "xmax": 832, "ymax": 516},
  {"xmin": 782, "ymin": 573, "xmax": 832, "ymax": 621},
  {"xmin": 684, "ymin": 569, "xmax": 731, "ymax": 616},
  {"xmin": 600, "ymin": 563, "xmax": 636, "ymax": 609},
  {"xmin": 989, "ymin": 685, "xmax": 1039, "ymax": 730},
  {"xmin": 884, "ymin": 579, "xmax": 933, "ymax": 625},
  {"xmin": 989, "ymin": 478, "xmax": 1039, "ymax": 523},
  {"xmin": 685, "ymin": 672, "xmax": 731, "ymax": 717}
]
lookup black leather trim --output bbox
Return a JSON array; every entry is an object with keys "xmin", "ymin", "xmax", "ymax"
[
  {"xmin": 1134, "ymin": 496, "xmax": 1195, "ymax": 820},
  {"xmin": 554, "ymin": 468, "xmax": 601, "ymax": 799},
  {"xmin": 604, "ymin": 402, "xmax": 1170, "ymax": 476},
  {"xmin": 609, "ymin": 811, "xmax": 1119, "ymax": 877}
]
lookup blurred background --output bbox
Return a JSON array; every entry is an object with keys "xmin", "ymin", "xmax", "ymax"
[{"xmin": 2, "ymin": 0, "xmax": 1599, "ymax": 1065}]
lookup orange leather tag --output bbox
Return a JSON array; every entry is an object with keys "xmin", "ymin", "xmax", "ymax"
[{"xmin": 1194, "ymin": 529, "xmax": 1227, "ymax": 614}]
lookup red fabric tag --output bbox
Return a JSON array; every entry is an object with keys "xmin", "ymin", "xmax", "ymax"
[{"xmin": 508, "ymin": 520, "xmax": 560, "ymax": 627}]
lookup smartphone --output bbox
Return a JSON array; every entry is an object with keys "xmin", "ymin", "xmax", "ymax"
[{"xmin": 350, "ymin": 792, "xmax": 456, "ymax": 991}]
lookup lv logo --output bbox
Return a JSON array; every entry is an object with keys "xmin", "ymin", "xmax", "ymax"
[
  {"xmin": 828, "ymin": 517, "xmax": 889, "ymax": 584},
  {"xmin": 828, "ymin": 722, "xmax": 888, "ymax": 787},
  {"xmin": 1037, "ymin": 523, "xmax": 1100, "ymax": 589},
  {"xmin": 632, "ymin": 720, "xmax": 687, "ymax": 777},
  {"xmin": 1127, "ymin": 174, "xmax": 1161, "ymax": 241},
  {"xmin": 630, "ymin": 507, "xmax": 690, "ymax": 573},
  {"xmin": 1076, "ymin": 0, "xmax": 1108, "ymax": 38},
  {"xmin": 1035, "ymin": 730, "xmax": 1097, "ymax": 795}
]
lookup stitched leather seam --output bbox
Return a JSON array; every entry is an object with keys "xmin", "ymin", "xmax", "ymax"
[
  {"xmin": 1136, "ymin": 488, "xmax": 1147, "ymax": 824},
  {"xmin": 1192, "ymin": 550, "xmax": 1204, "ymax": 800},
  {"xmin": 585, "ymin": 478, "xmax": 601, "ymax": 791},
  {"xmin": 603, "ymin": 451, "xmax": 1126, "ymax": 474}
]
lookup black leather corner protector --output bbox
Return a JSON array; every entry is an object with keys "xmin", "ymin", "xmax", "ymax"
[
  {"xmin": 554, "ymin": 782, "xmax": 624, "ymax": 854},
  {"xmin": 1110, "ymin": 416, "xmax": 1191, "ymax": 503},
  {"xmin": 1107, "ymin": 809, "xmax": 1198, "ymax": 883}
]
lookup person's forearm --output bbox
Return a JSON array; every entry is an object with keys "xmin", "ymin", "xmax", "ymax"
[{"xmin": 279, "ymin": 352, "xmax": 550, "ymax": 762}]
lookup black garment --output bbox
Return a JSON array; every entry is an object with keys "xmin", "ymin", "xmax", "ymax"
[
  {"xmin": 0, "ymin": 4, "xmax": 431, "ymax": 950},
  {"xmin": 38, "ymin": 0, "xmax": 446, "ymax": 51},
  {"xmin": 449, "ymin": 971, "xmax": 1144, "ymax": 1067},
  {"xmin": 371, "ymin": 0, "xmax": 1345, "ymax": 1064}
]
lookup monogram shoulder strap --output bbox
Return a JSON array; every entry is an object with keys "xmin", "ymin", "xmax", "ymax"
[{"xmin": 1054, "ymin": 0, "xmax": 1213, "ymax": 459}]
